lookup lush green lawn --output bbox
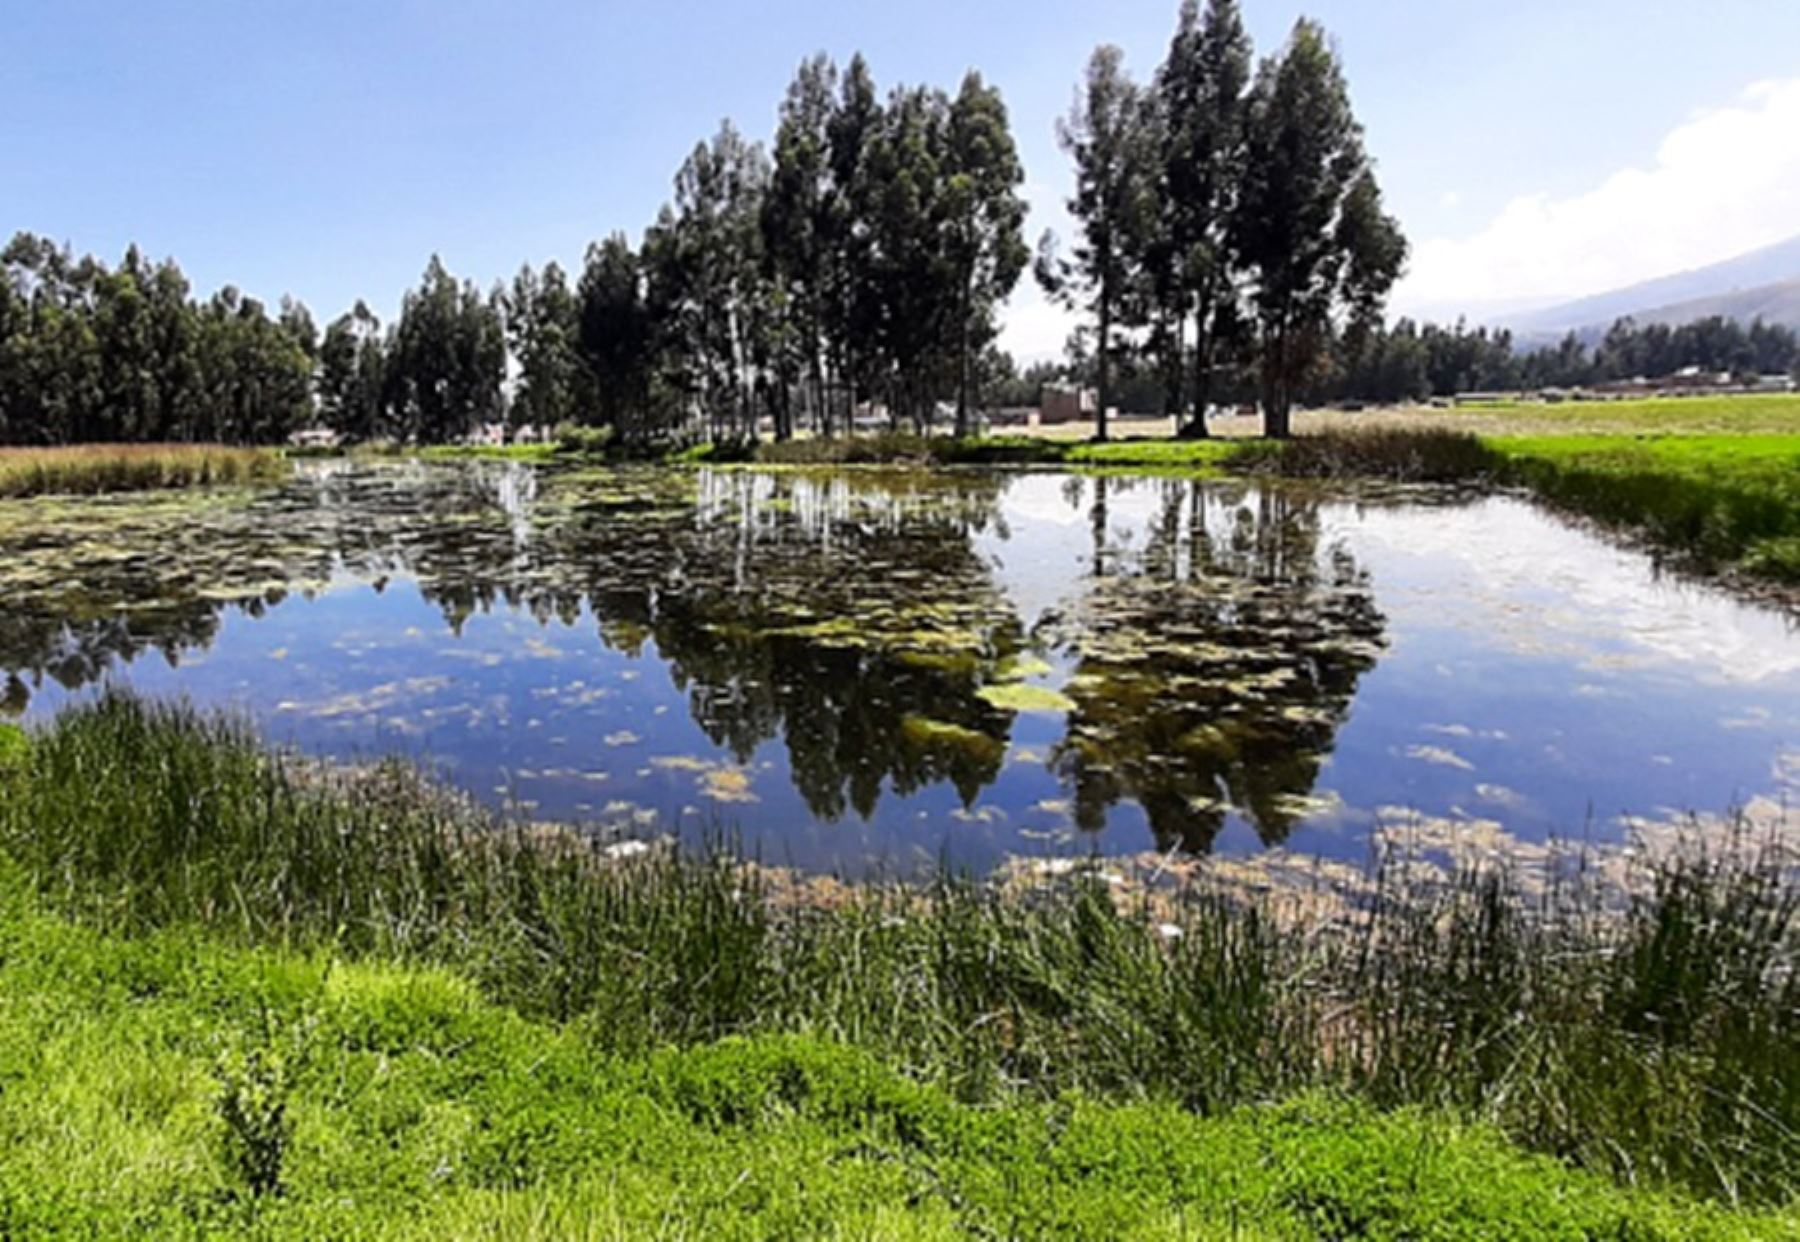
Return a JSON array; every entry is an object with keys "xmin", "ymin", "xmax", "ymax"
[
  {"xmin": 416, "ymin": 441, "xmax": 563, "ymax": 463},
  {"xmin": 0, "ymin": 871, "xmax": 1787, "ymax": 1239}
]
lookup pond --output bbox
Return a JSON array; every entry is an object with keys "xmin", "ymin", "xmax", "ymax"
[{"xmin": 3, "ymin": 461, "xmax": 1795, "ymax": 877}]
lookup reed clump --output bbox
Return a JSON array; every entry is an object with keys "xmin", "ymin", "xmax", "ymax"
[
  {"xmin": 0, "ymin": 443, "xmax": 287, "ymax": 497},
  {"xmin": 1227, "ymin": 427, "xmax": 1503, "ymax": 483},
  {"xmin": 1, "ymin": 691, "xmax": 1795, "ymax": 1205}
]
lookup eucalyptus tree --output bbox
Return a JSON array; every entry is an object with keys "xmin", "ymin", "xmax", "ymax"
[
  {"xmin": 145, "ymin": 257, "xmax": 202, "ymax": 440},
  {"xmin": 318, "ymin": 301, "xmax": 387, "ymax": 439},
  {"xmin": 503, "ymin": 261, "xmax": 584, "ymax": 431},
  {"xmin": 661, "ymin": 122, "xmax": 772, "ymax": 440},
  {"xmin": 862, "ymin": 83, "xmax": 956, "ymax": 430},
  {"xmin": 193, "ymin": 287, "xmax": 313, "ymax": 443},
  {"xmin": 1037, "ymin": 45, "xmax": 1153, "ymax": 441},
  {"xmin": 578, "ymin": 233, "xmax": 661, "ymax": 441},
  {"xmin": 763, "ymin": 54, "xmax": 838, "ymax": 438},
  {"xmin": 823, "ymin": 55, "xmax": 882, "ymax": 430},
  {"xmin": 1155, "ymin": 0, "xmax": 1252, "ymax": 435},
  {"xmin": 1235, "ymin": 21, "xmax": 1404, "ymax": 437},
  {"xmin": 92, "ymin": 245, "xmax": 162, "ymax": 441},
  {"xmin": 387, "ymin": 255, "xmax": 505, "ymax": 443},
  {"xmin": 278, "ymin": 296, "xmax": 319, "ymax": 363},
  {"xmin": 2, "ymin": 236, "xmax": 102, "ymax": 443},
  {"xmin": 0, "ymin": 267, "xmax": 22, "ymax": 443},
  {"xmin": 942, "ymin": 71, "xmax": 1029, "ymax": 436}
]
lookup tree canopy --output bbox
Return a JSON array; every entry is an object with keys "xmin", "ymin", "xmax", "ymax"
[{"xmin": 12, "ymin": 7, "xmax": 1788, "ymax": 450}]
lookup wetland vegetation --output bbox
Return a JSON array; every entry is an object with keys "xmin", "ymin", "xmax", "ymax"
[
  {"xmin": 0, "ymin": 693, "xmax": 1796, "ymax": 1234},
  {"xmin": 0, "ymin": 443, "xmax": 286, "ymax": 498},
  {"xmin": 5, "ymin": 0, "xmax": 1799, "ymax": 1229},
  {"xmin": 0, "ymin": 450, "xmax": 1795, "ymax": 1232}
]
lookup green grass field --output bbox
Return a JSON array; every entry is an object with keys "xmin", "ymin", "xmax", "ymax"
[
  {"xmin": 1487, "ymin": 433, "xmax": 1800, "ymax": 582},
  {"xmin": 1446, "ymin": 392, "xmax": 1800, "ymax": 437},
  {"xmin": 0, "ymin": 863, "xmax": 1791, "ymax": 1238}
]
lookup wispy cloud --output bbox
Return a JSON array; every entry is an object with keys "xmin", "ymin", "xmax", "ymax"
[{"xmin": 1396, "ymin": 78, "xmax": 1800, "ymax": 317}]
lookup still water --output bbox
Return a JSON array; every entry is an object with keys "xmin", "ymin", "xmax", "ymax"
[{"xmin": 2, "ymin": 461, "xmax": 1795, "ymax": 875}]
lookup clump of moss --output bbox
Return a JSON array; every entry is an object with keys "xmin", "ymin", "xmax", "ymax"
[
  {"xmin": 975, "ymin": 683, "xmax": 1074, "ymax": 714},
  {"xmin": 899, "ymin": 714, "xmax": 1006, "ymax": 766}
]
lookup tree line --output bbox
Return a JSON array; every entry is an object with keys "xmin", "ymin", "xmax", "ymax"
[
  {"xmin": 2, "ymin": 50, "xmax": 1030, "ymax": 448},
  {"xmin": 1317, "ymin": 314, "xmax": 1800, "ymax": 405},
  {"xmin": 1018, "ymin": 313, "xmax": 1800, "ymax": 413},
  {"xmin": 1, "ymin": 0, "xmax": 1409, "ymax": 447},
  {"xmin": 1035, "ymin": 1, "xmax": 1406, "ymax": 438},
  {"xmin": 11, "ymin": 1, "xmax": 1789, "ymax": 450}
]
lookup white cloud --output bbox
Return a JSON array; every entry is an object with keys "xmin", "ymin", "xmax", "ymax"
[
  {"xmin": 998, "ymin": 179, "xmax": 1078, "ymax": 363},
  {"xmin": 1395, "ymin": 78, "xmax": 1800, "ymax": 317},
  {"xmin": 997, "ymin": 283, "xmax": 1076, "ymax": 363}
]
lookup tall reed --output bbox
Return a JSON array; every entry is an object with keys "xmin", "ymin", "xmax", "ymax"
[
  {"xmin": 1, "ymin": 691, "xmax": 1793, "ymax": 1203},
  {"xmin": 0, "ymin": 443, "xmax": 286, "ymax": 498}
]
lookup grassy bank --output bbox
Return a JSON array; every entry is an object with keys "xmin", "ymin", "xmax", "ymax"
[
  {"xmin": 2, "ymin": 883, "xmax": 1788, "ymax": 1238},
  {"xmin": 0, "ymin": 443, "xmax": 287, "ymax": 498},
  {"xmin": 1, "ymin": 694, "xmax": 1796, "ymax": 1218},
  {"xmin": 723, "ymin": 426, "xmax": 1800, "ymax": 588},
  {"xmin": 1489, "ymin": 434, "xmax": 1800, "ymax": 582}
]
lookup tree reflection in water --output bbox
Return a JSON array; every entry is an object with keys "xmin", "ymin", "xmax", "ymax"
[
  {"xmin": 1043, "ymin": 475, "xmax": 1385, "ymax": 853},
  {"xmin": 0, "ymin": 463, "xmax": 1386, "ymax": 853}
]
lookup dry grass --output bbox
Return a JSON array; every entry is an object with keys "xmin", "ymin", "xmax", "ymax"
[
  {"xmin": 1001, "ymin": 393, "xmax": 1800, "ymax": 440},
  {"xmin": 0, "ymin": 443, "xmax": 287, "ymax": 498}
]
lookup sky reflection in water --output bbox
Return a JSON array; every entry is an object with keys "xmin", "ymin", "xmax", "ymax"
[{"xmin": 3, "ymin": 462, "xmax": 1795, "ymax": 876}]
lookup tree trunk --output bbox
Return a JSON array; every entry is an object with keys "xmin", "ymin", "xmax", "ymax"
[
  {"xmin": 1262, "ymin": 326, "xmax": 1291, "ymax": 439},
  {"xmin": 1180, "ymin": 302, "xmax": 1214, "ymax": 440},
  {"xmin": 955, "ymin": 321, "xmax": 972, "ymax": 440},
  {"xmin": 1096, "ymin": 287, "xmax": 1112, "ymax": 444}
]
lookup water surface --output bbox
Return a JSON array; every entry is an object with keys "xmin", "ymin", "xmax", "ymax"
[{"xmin": 3, "ymin": 461, "xmax": 1794, "ymax": 875}]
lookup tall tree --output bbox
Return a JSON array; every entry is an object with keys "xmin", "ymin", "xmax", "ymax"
[
  {"xmin": 763, "ymin": 55, "xmax": 838, "ymax": 439},
  {"xmin": 1156, "ymin": 0, "xmax": 1252, "ymax": 437},
  {"xmin": 1037, "ymin": 46, "xmax": 1152, "ymax": 442},
  {"xmin": 1236, "ymin": 20, "xmax": 1404, "ymax": 437},
  {"xmin": 504, "ymin": 261, "xmax": 584, "ymax": 431},
  {"xmin": 577, "ymin": 233, "xmax": 658, "ymax": 441},
  {"xmin": 863, "ymin": 84, "xmax": 955, "ymax": 431},
  {"xmin": 318, "ymin": 301, "xmax": 386, "ymax": 439},
  {"xmin": 661, "ymin": 122, "xmax": 772, "ymax": 441},
  {"xmin": 943, "ymin": 71, "xmax": 1029, "ymax": 436},
  {"xmin": 823, "ymin": 55, "xmax": 882, "ymax": 431},
  {"xmin": 387, "ymin": 256, "xmax": 505, "ymax": 443}
]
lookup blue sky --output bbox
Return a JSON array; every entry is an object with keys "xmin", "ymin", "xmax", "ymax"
[{"xmin": 9, "ymin": 1, "xmax": 1800, "ymax": 359}]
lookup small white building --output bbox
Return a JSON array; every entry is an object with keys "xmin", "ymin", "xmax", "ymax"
[{"xmin": 288, "ymin": 427, "xmax": 342, "ymax": 450}]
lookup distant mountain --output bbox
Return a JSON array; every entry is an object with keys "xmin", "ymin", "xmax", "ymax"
[
  {"xmin": 1621, "ymin": 277, "xmax": 1800, "ymax": 332},
  {"xmin": 1503, "ymin": 234, "xmax": 1800, "ymax": 344}
]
